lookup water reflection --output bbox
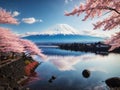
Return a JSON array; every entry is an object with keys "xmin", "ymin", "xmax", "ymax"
[
  {"xmin": 24, "ymin": 72, "xmax": 40, "ymax": 84},
  {"xmin": 26, "ymin": 52, "xmax": 120, "ymax": 90},
  {"xmin": 43, "ymin": 53, "xmax": 114, "ymax": 72}
]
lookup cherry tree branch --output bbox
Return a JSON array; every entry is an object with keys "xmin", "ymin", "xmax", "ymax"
[{"xmin": 103, "ymin": 6, "xmax": 120, "ymax": 15}]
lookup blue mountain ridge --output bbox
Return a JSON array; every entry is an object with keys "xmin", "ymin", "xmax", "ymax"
[{"xmin": 23, "ymin": 34, "xmax": 104, "ymax": 44}]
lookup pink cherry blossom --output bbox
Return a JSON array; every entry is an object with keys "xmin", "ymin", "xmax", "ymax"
[
  {"xmin": 105, "ymin": 32, "xmax": 120, "ymax": 51},
  {"xmin": 0, "ymin": 8, "xmax": 18, "ymax": 24},
  {"xmin": 0, "ymin": 7, "xmax": 45, "ymax": 58},
  {"xmin": 0, "ymin": 27, "xmax": 45, "ymax": 58},
  {"xmin": 0, "ymin": 27, "xmax": 24, "ymax": 53},
  {"xmin": 20, "ymin": 39, "xmax": 46, "ymax": 58},
  {"xmin": 65, "ymin": 0, "xmax": 120, "ymax": 51}
]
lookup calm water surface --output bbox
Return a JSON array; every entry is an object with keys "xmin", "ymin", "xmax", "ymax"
[{"xmin": 25, "ymin": 45, "xmax": 120, "ymax": 90}]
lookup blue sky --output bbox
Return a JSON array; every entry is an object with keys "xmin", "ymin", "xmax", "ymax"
[{"xmin": 0, "ymin": 0, "xmax": 119, "ymax": 37}]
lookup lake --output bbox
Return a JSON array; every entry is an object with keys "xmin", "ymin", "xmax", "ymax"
[{"xmin": 25, "ymin": 45, "xmax": 120, "ymax": 90}]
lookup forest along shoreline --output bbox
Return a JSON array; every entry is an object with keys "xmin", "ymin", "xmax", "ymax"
[{"xmin": 58, "ymin": 42, "xmax": 120, "ymax": 55}]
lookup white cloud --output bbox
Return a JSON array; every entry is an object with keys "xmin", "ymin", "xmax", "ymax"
[
  {"xmin": 22, "ymin": 17, "xmax": 42, "ymax": 24},
  {"xmin": 12, "ymin": 11, "xmax": 20, "ymax": 17},
  {"xmin": 65, "ymin": 0, "xmax": 68, "ymax": 4},
  {"xmin": 18, "ymin": 32, "xmax": 42, "ymax": 37},
  {"xmin": 65, "ymin": 0, "xmax": 73, "ymax": 4},
  {"xmin": 80, "ymin": 29, "xmax": 120, "ymax": 38},
  {"xmin": 39, "ymin": 19, "xmax": 43, "ymax": 22}
]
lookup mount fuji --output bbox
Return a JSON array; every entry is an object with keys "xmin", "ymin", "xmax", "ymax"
[
  {"xmin": 23, "ymin": 24, "xmax": 103, "ymax": 43},
  {"xmin": 39, "ymin": 24, "xmax": 80, "ymax": 35}
]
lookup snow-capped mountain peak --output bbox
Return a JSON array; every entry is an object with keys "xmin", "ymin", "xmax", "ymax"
[
  {"xmin": 40, "ymin": 24, "xmax": 80, "ymax": 35},
  {"xmin": 20, "ymin": 24, "xmax": 110, "ymax": 38}
]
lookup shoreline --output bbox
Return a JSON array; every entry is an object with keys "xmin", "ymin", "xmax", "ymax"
[
  {"xmin": 58, "ymin": 42, "xmax": 120, "ymax": 55},
  {"xmin": 0, "ymin": 56, "xmax": 40, "ymax": 90}
]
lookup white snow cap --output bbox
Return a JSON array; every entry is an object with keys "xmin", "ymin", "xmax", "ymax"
[{"xmin": 40, "ymin": 24, "xmax": 80, "ymax": 35}]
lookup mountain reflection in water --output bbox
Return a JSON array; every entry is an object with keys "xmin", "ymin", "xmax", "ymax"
[{"xmin": 25, "ymin": 46, "xmax": 120, "ymax": 90}]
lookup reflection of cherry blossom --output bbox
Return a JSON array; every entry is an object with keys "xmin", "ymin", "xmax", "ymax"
[
  {"xmin": 65, "ymin": 0, "xmax": 120, "ymax": 51},
  {"xmin": 25, "ymin": 72, "xmax": 41, "ymax": 84}
]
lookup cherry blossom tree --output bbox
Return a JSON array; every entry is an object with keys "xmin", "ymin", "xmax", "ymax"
[
  {"xmin": 0, "ymin": 8, "xmax": 18, "ymax": 24},
  {"xmin": 0, "ymin": 8, "xmax": 45, "ymax": 59},
  {"xmin": 0, "ymin": 28, "xmax": 24, "ymax": 52},
  {"xmin": 105, "ymin": 32, "xmax": 120, "ymax": 51},
  {"xmin": 20, "ymin": 39, "xmax": 45, "ymax": 58},
  {"xmin": 65, "ymin": 0, "xmax": 120, "ymax": 51},
  {"xmin": 0, "ymin": 27, "xmax": 24, "ymax": 59},
  {"xmin": 0, "ymin": 28, "xmax": 45, "ymax": 59}
]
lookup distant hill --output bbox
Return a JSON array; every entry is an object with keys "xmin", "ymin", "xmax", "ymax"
[{"xmin": 23, "ymin": 34, "xmax": 103, "ymax": 43}]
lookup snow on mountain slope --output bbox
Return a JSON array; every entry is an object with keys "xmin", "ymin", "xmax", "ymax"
[
  {"xmin": 40, "ymin": 24, "xmax": 80, "ymax": 35},
  {"xmin": 22, "ymin": 24, "xmax": 104, "ymax": 43},
  {"xmin": 20, "ymin": 24, "xmax": 110, "ymax": 38}
]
